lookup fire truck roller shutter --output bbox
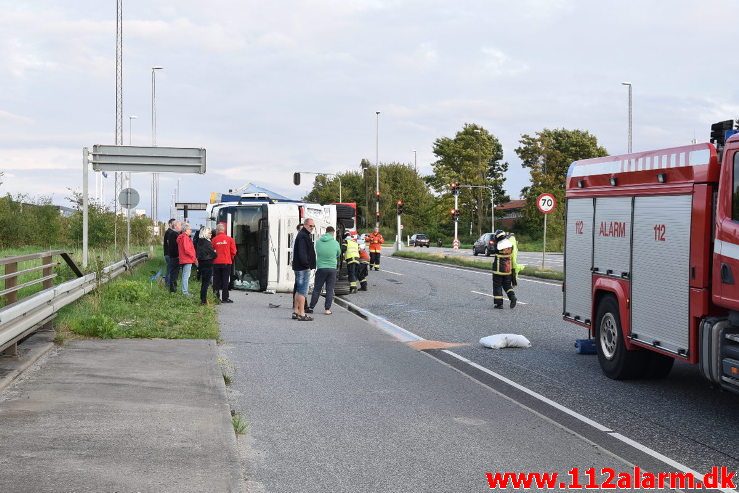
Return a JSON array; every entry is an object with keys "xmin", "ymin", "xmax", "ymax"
[
  {"xmin": 593, "ymin": 197, "xmax": 632, "ymax": 278},
  {"xmin": 631, "ymin": 195, "xmax": 692, "ymax": 354},
  {"xmin": 565, "ymin": 198, "xmax": 594, "ymax": 323}
]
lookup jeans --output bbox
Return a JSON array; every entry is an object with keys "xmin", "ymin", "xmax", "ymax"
[
  {"xmin": 310, "ymin": 268, "xmax": 336, "ymax": 310},
  {"xmin": 167, "ymin": 257, "xmax": 180, "ymax": 293},
  {"xmin": 199, "ymin": 265, "xmax": 213, "ymax": 303},
  {"xmin": 294, "ymin": 269, "xmax": 310, "ymax": 296},
  {"xmin": 181, "ymin": 263, "xmax": 193, "ymax": 295}
]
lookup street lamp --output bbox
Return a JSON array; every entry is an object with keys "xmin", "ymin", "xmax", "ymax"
[
  {"xmin": 413, "ymin": 149, "xmax": 417, "ymax": 173},
  {"xmin": 151, "ymin": 66, "xmax": 163, "ymax": 225},
  {"xmin": 621, "ymin": 82, "xmax": 632, "ymax": 153},
  {"xmin": 375, "ymin": 111, "xmax": 380, "ymax": 228}
]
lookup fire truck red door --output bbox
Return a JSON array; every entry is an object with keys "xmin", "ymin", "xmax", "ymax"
[{"xmin": 715, "ymin": 150, "xmax": 739, "ymax": 309}]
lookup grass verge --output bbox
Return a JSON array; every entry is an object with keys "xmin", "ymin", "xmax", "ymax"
[
  {"xmin": 55, "ymin": 255, "xmax": 219, "ymax": 340},
  {"xmin": 392, "ymin": 250, "xmax": 564, "ymax": 281}
]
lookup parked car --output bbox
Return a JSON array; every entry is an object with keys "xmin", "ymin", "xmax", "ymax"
[
  {"xmin": 472, "ymin": 233, "xmax": 495, "ymax": 256},
  {"xmin": 409, "ymin": 233, "xmax": 430, "ymax": 247}
]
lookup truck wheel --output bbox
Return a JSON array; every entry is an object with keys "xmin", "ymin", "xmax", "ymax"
[
  {"xmin": 334, "ymin": 264, "xmax": 350, "ymax": 296},
  {"xmin": 485, "ymin": 248, "xmax": 491, "ymax": 257},
  {"xmin": 595, "ymin": 295, "xmax": 648, "ymax": 380},
  {"xmin": 473, "ymin": 249, "xmax": 478, "ymax": 256},
  {"xmin": 643, "ymin": 353, "xmax": 674, "ymax": 379}
]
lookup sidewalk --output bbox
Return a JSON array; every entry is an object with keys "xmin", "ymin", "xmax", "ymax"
[
  {"xmin": 219, "ymin": 291, "xmax": 640, "ymax": 492},
  {"xmin": 0, "ymin": 339, "xmax": 242, "ymax": 493}
]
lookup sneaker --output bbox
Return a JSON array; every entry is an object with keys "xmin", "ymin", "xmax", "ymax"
[
  {"xmin": 324, "ymin": 309, "xmax": 332, "ymax": 315},
  {"xmin": 222, "ymin": 299, "xmax": 234, "ymax": 303},
  {"xmin": 305, "ymin": 307, "xmax": 314, "ymax": 314}
]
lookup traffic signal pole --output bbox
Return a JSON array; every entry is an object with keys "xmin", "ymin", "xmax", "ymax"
[{"xmin": 453, "ymin": 192, "xmax": 459, "ymax": 250}]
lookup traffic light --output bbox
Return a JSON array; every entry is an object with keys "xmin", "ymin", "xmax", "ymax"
[
  {"xmin": 396, "ymin": 200, "xmax": 404, "ymax": 215},
  {"xmin": 450, "ymin": 182, "xmax": 459, "ymax": 196},
  {"xmin": 293, "ymin": 172, "xmax": 301, "ymax": 186},
  {"xmin": 450, "ymin": 208, "xmax": 460, "ymax": 221},
  {"xmin": 710, "ymin": 120, "xmax": 734, "ymax": 146}
]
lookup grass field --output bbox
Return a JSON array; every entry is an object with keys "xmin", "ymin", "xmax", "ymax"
[
  {"xmin": 392, "ymin": 250, "xmax": 564, "ymax": 281},
  {"xmin": 55, "ymin": 255, "xmax": 219, "ymax": 341}
]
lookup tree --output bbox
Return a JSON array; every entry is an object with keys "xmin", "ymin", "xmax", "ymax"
[
  {"xmin": 430, "ymin": 123, "xmax": 509, "ymax": 236},
  {"xmin": 303, "ymin": 162, "xmax": 434, "ymax": 237},
  {"xmin": 515, "ymin": 128, "xmax": 608, "ymax": 238}
]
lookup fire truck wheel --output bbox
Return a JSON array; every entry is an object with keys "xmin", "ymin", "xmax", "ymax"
[
  {"xmin": 643, "ymin": 353, "xmax": 674, "ymax": 379},
  {"xmin": 595, "ymin": 295, "xmax": 649, "ymax": 380},
  {"xmin": 473, "ymin": 249, "xmax": 479, "ymax": 256}
]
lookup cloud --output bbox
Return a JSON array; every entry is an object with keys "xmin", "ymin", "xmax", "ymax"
[{"xmin": 479, "ymin": 48, "xmax": 529, "ymax": 77}]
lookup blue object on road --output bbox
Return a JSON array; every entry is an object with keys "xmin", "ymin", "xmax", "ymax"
[{"xmin": 575, "ymin": 339, "xmax": 597, "ymax": 355}]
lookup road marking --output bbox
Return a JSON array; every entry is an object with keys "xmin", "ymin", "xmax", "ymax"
[
  {"xmin": 471, "ymin": 290, "xmax": 528, "ymax": 304},
  {"xmin": 379, "ymin": 269, "xmax": 403, "ymax": 276},
  {"xmin": 337, "ymin": 299, "xmax": 734, "ymax": 490},
  {"xmin": 389, "ymin": 256, "xmax": 561, "ymax": 287}
]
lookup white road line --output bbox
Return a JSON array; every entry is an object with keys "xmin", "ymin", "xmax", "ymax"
[
  {"xmin": 471, "ymin": 290, "xmax": 528, "ymax": 305},
  {"xmin": 340, "ymin": 298, "xmax": 728, "ymax": 488},
  {"xmin": 389, "ymin": 256, "xmax": 561, "ymax": 287},
  {"xmin": 379, "ymin": 269, "xmax": 403, "ymax": 276}
]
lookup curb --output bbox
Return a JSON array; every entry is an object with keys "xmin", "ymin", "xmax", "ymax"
[
  {"xmin": 332, "ymin": 296, "xmax": 423, "ymax": 343},
  {"xmin": 0, "ymin": 330, "xmax": 55, "ymax": 393},
  {"xmin": 391, "ymin": 254, "xmax": 563, "ymax": 284},
  {"xmin": 206, "ymin": 339, "xmax": 246, "ymax": 493}
]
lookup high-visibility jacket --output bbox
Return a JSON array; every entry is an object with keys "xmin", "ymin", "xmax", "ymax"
[
  {"xmin": 508, "ymin": 234, "xmax": 524, "ymax": 275},
  {"xmin": 359, "ymin": 248, "xmax": 370, "ymax": 263},
  {"xmin": 367, "ymin": 232, "xmax": 384, "ymax": 253},
  {"xmin": 345, "ymin": 239, "xmax": 359, "ymax": 263}
]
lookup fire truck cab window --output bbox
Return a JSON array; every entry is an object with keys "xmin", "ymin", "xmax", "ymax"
[{"xmin": 734, "ymin": 153, "xmax": 739, "ymax": 221}]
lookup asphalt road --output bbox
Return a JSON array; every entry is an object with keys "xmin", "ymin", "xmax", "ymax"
[
  {"xmin": 406, "ymin": 245, "xmax": 564, "ymax": 272},
  {"xmin": 347, "ymin": 256, "xmax": 739, "ymax": 479}
]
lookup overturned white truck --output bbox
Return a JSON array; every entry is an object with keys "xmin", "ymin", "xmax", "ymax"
[{"xmin": 205, "ymin": 193, "xmax": 356, "ymax": 293}]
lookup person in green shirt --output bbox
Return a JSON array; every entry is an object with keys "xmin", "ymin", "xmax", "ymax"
[{"xmin": 309, "ymin": 226, "xmax": 342, "ymax": 314}]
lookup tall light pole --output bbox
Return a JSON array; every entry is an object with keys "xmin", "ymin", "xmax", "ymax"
[
  {"xmin": 375, "ymin": 111, "xmax": 380, "ymax": 229},
  {"xmin": 126, "ymin": 115, "xmax": 137, "ymax": 189},
  {"xmin": 151, "ymin": 66, "xmax": 163, "ymax": 226},
  {"xmin": 621, "ymin": 82, "xmax": 632, "ymax": 153},
  {"xmin": 413, "ymin": 149, "xmax": 417, "ymax": 173}
]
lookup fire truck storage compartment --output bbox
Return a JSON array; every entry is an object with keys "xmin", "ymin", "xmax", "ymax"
[
  {"xmin": 631, "ymin": 194, "xmax": 692, "ymax": 353},
  {"xmin": 593, "ymin": 196, "xmax": 632, "ymax": 278},
  {"xmin": 564, "ymin": 198, "xmax": 594, "ymax": 323}
]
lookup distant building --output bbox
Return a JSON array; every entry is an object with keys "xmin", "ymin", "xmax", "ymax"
[
  {"xmin": 135, "ymin": 209, "xmax": 147, "ymax": 217},
  {"xmin": 495, "ymin": 199, "xmax": 526, "ymax": 230}
]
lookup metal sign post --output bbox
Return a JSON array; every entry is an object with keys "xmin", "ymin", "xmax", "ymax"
[
  {"xmin": 175, "ymin": 202, "xmax": 208, "ymax": 222},
  {"xmin": 119, "ymin": 188, "xmax": 140, "ymax": 257},
  {"xmin": 81, "ymin": 145, "xmax": 207, "ymax": 268},
  {"xmin": 453, "ymin": 192, "xmax": 459, "ymax": 249},
  {"xmin": 536, "ymin": 193, "xmax": 557, "ymax": 269}
]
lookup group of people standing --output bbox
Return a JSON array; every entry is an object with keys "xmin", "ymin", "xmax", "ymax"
[
  {"xmin": 291, "ymin": 221, "xmax": 385, "ymax": 322},
  {"xmin": 163, "ymin": 219, "xmax": 237, "ymax": 305}
]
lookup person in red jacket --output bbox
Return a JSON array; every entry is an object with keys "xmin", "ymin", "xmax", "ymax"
[
  {"xmin": 176, "ymin": 223, "xmax": 198, "ymax": 296},
  {"xmin": 212, "ymin": 223, "xmax": 237, "ymax": 303}
]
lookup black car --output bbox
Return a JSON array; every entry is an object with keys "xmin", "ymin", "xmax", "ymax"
[
  {"xmin": 409, "ymin": 233, "xmax": 430, "ymax": 247},
  {"xmin": 472, "ymin": 233, "xmax": 495, "ymax": 256}
]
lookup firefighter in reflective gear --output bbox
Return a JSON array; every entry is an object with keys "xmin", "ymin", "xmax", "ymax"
[
  {"xmin": 367, "ymin": 227, "xmax": 384, "ymax": 271},
  {"xmin": 345, "ymin": 231, "xmax": 360, "ymax": 293},
  {"xmin": 492, "ymin": 238, "xmax": 517, "ymax": 309},
  {"xmin": 358, "ymin": 244, "xmax": 370, "ymax": 291}
]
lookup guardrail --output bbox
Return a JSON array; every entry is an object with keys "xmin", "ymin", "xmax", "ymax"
[{"xmin": 0, "ymin": 251, "xmax": 149, "ymax": 354}]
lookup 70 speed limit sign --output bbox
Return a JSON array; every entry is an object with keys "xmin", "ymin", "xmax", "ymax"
[{"xmin": 536, "ymin": 193, "xmax": 556, "ymax": 214}]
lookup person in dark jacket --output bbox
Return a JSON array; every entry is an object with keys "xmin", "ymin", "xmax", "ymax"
[
  {"xmin": 292, "ymin": 217, "xmax": 317, "ymax": 321},
  {"xmin": 196, "ymin": 227, "xmax": 217, "ymax": 305},
  {"xmin": 164, "ymin": 220, "xmax": 182, "ymax": 293},
  {"xmin": 163, "ymin": 218, "xmax": 177, "ymax": 284}
]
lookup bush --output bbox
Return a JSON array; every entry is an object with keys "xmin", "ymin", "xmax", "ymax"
[
  {"xmin": 70, "ymin": 314, "xmax": 119, "ymax": 338},
  {"xmin": 105, "ymin": 280, "xmax": 150, "ymax": 304}
]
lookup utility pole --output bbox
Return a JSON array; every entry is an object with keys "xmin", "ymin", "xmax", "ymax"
[
  {"xmin": 622, "ymin": 82, "xmax": 632, "ymax": 153},
  {"xmin": 114, "ymin": 0, "xmax": 123, "ymax": 252},
  {"xmin": 375, "ymin": 111, "xmax": 380, "ymax": 229}
]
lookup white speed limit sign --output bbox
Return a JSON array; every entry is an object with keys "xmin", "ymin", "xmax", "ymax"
[{"xmin": 536, "ymin": 193, "xmax": 556, "ymax": 214}]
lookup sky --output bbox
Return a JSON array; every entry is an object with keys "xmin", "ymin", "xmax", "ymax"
[{"xmin": 2, "ymin": 0, "xmax": 739, "ymax": 223}]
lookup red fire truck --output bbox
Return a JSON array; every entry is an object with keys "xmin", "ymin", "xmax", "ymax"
[{"xmin": 563, "ymin": 121, "xmax": 739, "ymax": 393}]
